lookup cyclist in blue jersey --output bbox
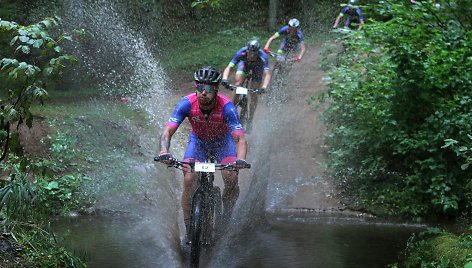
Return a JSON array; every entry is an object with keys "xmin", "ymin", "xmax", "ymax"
[
  {"xmin": 221, "ymin": 39, "xmax": 271, "ymax": 104},
  {"xmin": 333, "ymin": 0, "xmax": 365, "ymax": 30},
  {"xmin": 263, "ymin": 18, "xmax": 306, "ymax": 62},
  {"xmin": 158, "ymin": 66, "xmax": 248, "ymax": 237}
]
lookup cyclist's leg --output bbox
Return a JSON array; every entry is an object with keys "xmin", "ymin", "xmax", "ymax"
[
  {"xmin": 277, "ymin": 38, "xmax": 287, "ymax": 54},
  {"xmin": 344, "ymin": 18, "xmax": 352, "ymax": 29},
  {"xmin": 247, "ymin": 66, "xmax": 263, "ymax": 131},
  {"xmin": 215, "ymin": 135, "xmax": 239, "ymax": 221},
  {"xmin": 232, "ymin": 62, "xmax": 246, "ymax": 104},
  {"xmin": 182, "ymin": 135, "xmax": 207, "ymax": 236}
]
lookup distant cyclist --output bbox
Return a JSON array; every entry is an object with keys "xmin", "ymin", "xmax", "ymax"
[
  {"xmin": 263, "ymin": 18, "xmax": 306, "ymax": 62},
  {"xmin": 333, "ymin": 0, "xmax": 365, "ymax": 30},
  {"xmin": 158, "ymin": 66, "xmax": 248, "ymax": 239},
  {"xmin": 221, "ymin": 38, "xmax": 271, "ymax": 104}
]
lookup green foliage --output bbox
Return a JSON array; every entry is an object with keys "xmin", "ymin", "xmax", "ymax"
[
  {"xmin": 321, "ymin": 0, "xmax": 472, "ymax": 219},
  {"xmin": 0, "ymin": 17, "xmax": 77, "ymax": 162},
  {"xmin": 2, "ymin": 221, "xmax": 86, "ymax": 268},
  {"xmin": 394, "ymin": 228, "xmax": 472, "ymax": 268},
  {"xmin": 192, "ymin": 0, "xmax": 221, "ymax": 9},
  {"xmin": 0, "ymin": 155, "xmax": 89, "ymax": 221}
]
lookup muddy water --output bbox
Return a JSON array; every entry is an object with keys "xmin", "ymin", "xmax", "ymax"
[{"xmin": 54, "ymin": 214, "xmax": 423, "ymax": 268}]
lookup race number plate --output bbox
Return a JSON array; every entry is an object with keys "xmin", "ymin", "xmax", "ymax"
[
  {"xmin": 235, "ymin": 87, "xmax": 248, "ymax": 95},
  {"xmin": 195, "ymin": 162, "xmax": 216, "ymax": 173}
]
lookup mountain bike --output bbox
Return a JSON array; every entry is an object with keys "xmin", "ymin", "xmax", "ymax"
[
  {"xmin": 224, "ymin": 73, "xmax": 265, "ymax": 132},
  {"xmin": 268, "ymin": 49, "xmax": 296, "ymax": 91},
  {"xmin": 154, "ymin": 155, "xmax": 250, "ymax": 268}
]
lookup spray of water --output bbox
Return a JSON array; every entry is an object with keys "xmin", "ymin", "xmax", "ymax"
[{"xmin": 22, "ymin": 0, "xmax": 188, "ymax": 266}]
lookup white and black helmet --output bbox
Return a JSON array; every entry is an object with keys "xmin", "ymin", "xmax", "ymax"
[
  {"xmin": 194, "ymin": 66, "xmax": 221, "ymax": 86},
  {"xmin": 288, "ymin": 18, "xmax": 300, "ymax": 28},
  {"xmin": 348, "ymin": 0, "xmax": 356, "ymax": 5},
  {"xmin": 246, "ymin": 39, "xmax": 260, "ymax": 52}
]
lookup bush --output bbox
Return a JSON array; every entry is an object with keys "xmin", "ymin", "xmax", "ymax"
[{"xmin": 321, "ymin": 0, "xmax": 472, "ymax": 220}]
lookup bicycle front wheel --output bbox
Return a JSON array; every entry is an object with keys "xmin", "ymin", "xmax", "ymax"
[
  {"xmin": 210, "ymin": 186, "xmax": 223, "ymax": 239},
  {"xmin": 238, "ymin": 95, "xmax": 249, "ymax": 127},
  {"xmin": 190, "ymin": 192, "xmax": 204, "ymax": 268}
]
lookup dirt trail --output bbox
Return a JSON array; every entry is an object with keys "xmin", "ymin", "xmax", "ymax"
[{"xmin": 242, "ymin": 44, "xmax": 360, "ymax": 217}]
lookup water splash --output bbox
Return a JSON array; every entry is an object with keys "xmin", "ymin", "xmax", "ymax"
[
  {"xmin": 26, "ymin": 1, "xmax": 186, "ymax": 267},
  {"xmin": 60, "ymin": 0, "xmax": 170, "ymax": 125}
]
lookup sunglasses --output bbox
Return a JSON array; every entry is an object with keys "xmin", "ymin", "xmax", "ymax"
[{"xmin": 195, "ymin": 83, "xmax": 218, "ymax": 93}]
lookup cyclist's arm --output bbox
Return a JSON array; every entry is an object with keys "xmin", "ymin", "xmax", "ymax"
[
  {"xmin": 222, "ymin": 63, "xmax": 235, "ymax": 80},
  {"xmin": 264, "ymin": 33, "xmax": 278, "ymax": 50},
  {"xmin": 262, "ymin": 69, "xmax": 271, "ymax": 89},
  {"xmin": 223, "ymin": 49, "xmax": 244, "ymax": 80},
  {"xmin": 357, "ymin": 8, "xmax": 365, "ymax": 30},
  {"xmin": 298, "ymin": 42, "xmax": 306, "ymax": 60},
  {"xmin": 159, "ymin": 97, "xmax": 190, "ymax": 154},
  {"xmin": 333, "ymin": 14, "xmax": 343, "ymax": 28},
  {"xmin": 159, "ymin": 125, "xmax": 177, "ymax": 154},
  {"xmin": 223, "ymin": 102, "xmax": 248, "ymax": 160},
  {"xmin": 233, "ymin": 131, "xmax": 247, "ymax": 161},
  {"xmin": 357, "ymin": 19, "xmax": 365, "ymax": 30}
]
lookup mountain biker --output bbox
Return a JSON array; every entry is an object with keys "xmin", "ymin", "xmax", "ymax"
[
  {"xmin": 263, "ymin": 18, "xmax": 306, "ymax": 62},
  {"xmin": 333, "ymin": 0, "xmax": 365, "ymax": 30},
  {"xmin": 158, "ymin": 66, "xmax": 248, "ymax": 239},
  {"xmin": 221, "ymin": 39, "xmax": 271, "ymax": 104}
]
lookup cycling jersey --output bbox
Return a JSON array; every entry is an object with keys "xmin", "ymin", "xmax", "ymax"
[
  {"xmin": 228, "ymin": 47, "xmax": 270, "ymax": 82},
  {"xmin": 167, "ymin": 93, "xmax": 244, "ymax": 141},
  {"xmin": 274, "ymin": 26, "xmax": 304, "ymax": 52},
  {"xmin": 166, "ymin": 93, "xmax": 244, "ymax": 164},
  {"xmin": 340, "ymin": 6, "xmax": 364, "ymax": 27}
]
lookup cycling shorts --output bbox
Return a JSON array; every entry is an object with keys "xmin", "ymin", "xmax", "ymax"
[{"xmin": 183, "ymin": 133, "xmax": 237, "ymax": 164}]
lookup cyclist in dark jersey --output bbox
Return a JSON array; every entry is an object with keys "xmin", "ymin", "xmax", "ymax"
[
  {"xmin": 263, "ymin": 18, "xmax": 306, "ymax": 62},
  {"xmin": 333, "ymin": 0, "xmax": 365, "ymax": 30},
  {"xmin": 221, "ymin": 39, "xmax": 271, "ymax": 104},
  {"xmin": 158, "ymin": 66, "xmax": 248, "ymax": 237}
]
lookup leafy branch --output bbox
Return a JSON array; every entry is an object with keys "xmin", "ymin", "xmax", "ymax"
[{"xmin": 0, "ymin": 17, "xmax": 78, "ymax": 162}]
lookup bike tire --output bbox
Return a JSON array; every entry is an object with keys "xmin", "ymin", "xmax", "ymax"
[
  {"xmin": 238, "ymin": 95, "xmax": 248, "ymax": 127},
  {"xmin": 211, "ymin": 186, "xmax": 223, "ymax": 237},
  {"xmin": 190, "ymin": 192, "xmax": 204, "ymax": 268}
]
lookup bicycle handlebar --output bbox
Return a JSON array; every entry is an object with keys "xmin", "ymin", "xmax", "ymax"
[
  {"xmin": 268, "ymin": 52, "xmax": 295, "ymax": 63},
  {"xmin": 225, "ymin": 84, "xmax": 265, "ymax": 94},
  {"xmin": 154, "ymin": 156, "xmax": 251, "ymax": 171}
]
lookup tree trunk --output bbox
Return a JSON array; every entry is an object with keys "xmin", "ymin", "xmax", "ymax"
[{"xmin": 268, "ymin": 0, "xmax": 278, "ymax": 31}]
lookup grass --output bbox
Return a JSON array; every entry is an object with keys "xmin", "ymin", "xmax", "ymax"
[{"xmin": 158, "ymin": 25, "xmax": 272, "ymax": 76}]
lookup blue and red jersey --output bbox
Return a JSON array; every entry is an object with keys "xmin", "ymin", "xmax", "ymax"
[{"xmin": 166, "ymin": 93, "xmax": 244, "ymax": 142}]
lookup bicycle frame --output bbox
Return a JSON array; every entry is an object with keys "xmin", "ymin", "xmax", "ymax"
[
  {"xmin": 268, "ymin": 49, "xmax": 295, "ymax": 92},
  {"xmin": 154, "ymin": 156, "xmax": 250, "ymax": 268},
  {"xmin": 227, "ymin": 72, "xmax": 265, "ymax": 132}
]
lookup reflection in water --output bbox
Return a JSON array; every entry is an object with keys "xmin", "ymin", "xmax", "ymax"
[
  {"xmin": 54, "ymin": 214, "xmax": 423, "ymax": 268},
  {"xmin": 231, "ymin": 220, "xmax": 422, "ymax": 268},
  {"xmin": 54, "ymin": 215, "xmax": 184, "ymax": 268}
]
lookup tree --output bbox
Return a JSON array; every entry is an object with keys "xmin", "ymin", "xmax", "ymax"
[
  {"xmin": 0, "ymin": 16, "xmax": 78, "ymax": 162},
  {"xmin": 268, "ymin": 0, "xmax": 278, "ymax": 31},
  {"xmin": 323, "ymin": 0, "xmax": 472, "ymax": 219}
]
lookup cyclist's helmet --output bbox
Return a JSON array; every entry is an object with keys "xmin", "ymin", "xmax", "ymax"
[
  {"xmin": 288, "ymin": 18, "xmax": 300, "ymax": 28},
  {"xmin": 194, "ymin": 66, "xmax": 221, "ymax": 86},
  {"xmin": 246, "ymin": 39, "xmax": 260, "ymax": 53},
  {"xmin": 348, "ymin": 0, "xmax": 356, "ymax": 5}
]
